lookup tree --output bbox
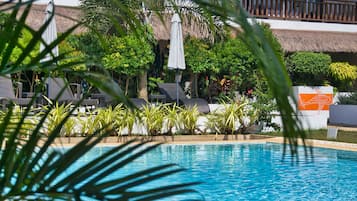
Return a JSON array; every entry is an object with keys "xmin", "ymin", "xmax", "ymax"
[
  {"xmin": 184, "ymin": 37, "xmax": 217, "ymax": 97},
  {"xmin": 212, "ymin": 37, "xmax": 258, "ymax": 94},
  {"xmin": 102, "ymin": 34, "xmax": 155, "ymax": 95}
]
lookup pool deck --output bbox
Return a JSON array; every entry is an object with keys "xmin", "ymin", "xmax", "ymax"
[{"xmin": 51, "ymin": 134, "xmax": 357, "ymax": 152}]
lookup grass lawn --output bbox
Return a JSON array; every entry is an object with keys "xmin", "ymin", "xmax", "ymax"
[{"xmin": 264, "ymin": 129, "xmax": 357, "ymax": 144}]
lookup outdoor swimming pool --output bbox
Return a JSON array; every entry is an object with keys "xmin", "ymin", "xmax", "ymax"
[{"xmin": 69, "ymin": 143, "xmax": 357, "ymax": 200}]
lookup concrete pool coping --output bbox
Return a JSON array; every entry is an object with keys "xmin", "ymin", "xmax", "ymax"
[{"xmin": 50, "ymin": 134, "xmax": 357, "ymax": 152}]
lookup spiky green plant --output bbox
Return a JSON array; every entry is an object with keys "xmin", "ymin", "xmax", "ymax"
[
  {"xmin": 114, "ymin": 104, "xmax": 138, "ymax": 136},
  {"xmin": 140, "ymin": 104, "xmax": 165, "ymax": 135},
  {"xmin": 205, "ymin": 98, "xmax": 248, "ymax": 134},
  {"xmin": 163, "ymin": 103, "xmax": 180, "ymax": 135},
  {"xmin": 177, "ymin": 106, "xmax": 200, "ymax": 134},
  {"xmin": 45, "ymin": 102, "xmax": 72, "ymax": 136},
  {"xmin": 77, "ymin": 110, "xmax": 97, "ymax": 136},
  {"xmin": 94, "ymin": 106, "xmax": 119, "ymax": 135}
]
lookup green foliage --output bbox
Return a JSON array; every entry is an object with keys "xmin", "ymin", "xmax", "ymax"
[
  {"xmin": 337, "ymin": 93, "xmax": 357, "ymax": 105},
  {"xmin": 184, "ymin": 37, "xmax": 218, "ymax": 74},
  {"xmin": 68, "ymin": 32, "xmax": 105, "ymax": 64},
  {"xmin": 94, "ymin": 106, "xmax": 119, "ymax": 135},
  {"xmin": 114, "ymin": 104, "xmax": 137, "ymax": 135},
  {"xmin": 177, "ymin": 106, "xmax": 200, "ymax": 134},
  {"xmin": 328, "ymin": 62, "xmax": 357, "ymax": 91},
  {"xmin": 286, "ymin": 52, "xmax": 331, "ymax": 85},
  {"xmin": 212, "ymin": 37, "xmax": 258, "ymax": 92},
  {"xmin": 45, "ymin": 102, "xmax": 72, "ymax": 136},
  {"xmin": 140, "ymin": 104, "xmax": 165, "ymax": 135},
  {"xmin": 58, "ymin": 36, "xmax": 86, "ymax": 71},
  {"xmin": 148, "ymin": 76, "xmax": 164, "ymax": 94},
  {"xmin": 162, "ymin": 103, "xmax": 180, "ymax": 135},
  {"xmin": 252, "ymin": 74, "xmax": 280, "ymax": 131},
  {"xmin": 0, "ymin": 29, "xmax": 40, "ymax": 66},
  {"xmin": 329, "ymin": 62, "xmax": 357, "ymax": 81},
  {"xmin": 213, "ymin": 37, "xmax": 256, "ymax": 75},
  {"xmin": 206, "ymin": 98, "xmax": 251, "ymax": 134},
  {"xmin": 80, "ymin": 0, "xmax": 143, "ymax": 34},
  {"xmin": 102, "ymin": 34, "xmax": 155, "ymax": 76}
]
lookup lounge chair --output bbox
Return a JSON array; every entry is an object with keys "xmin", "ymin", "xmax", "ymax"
[
  {"xmin": 157, "ymin": 83, "xmax": 210, "ymax": 114},
  {"xmin": 92, "ymin": 89, "xmax": 149, "ymax": 109},
  {"xmin": 0, "ymin": 75, "xmax": 33, "ymax": 109},
  {"xmin": 45, "ymin": 77, "xmax": 99, "ymax": 107}
]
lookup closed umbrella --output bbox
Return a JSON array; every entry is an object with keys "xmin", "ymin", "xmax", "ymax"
[
  {"xmin": 168, "ymin": 13, "xmax": 185, "ymax": 105},
  {"xmin": 40, "ymin": 0, "xmax": 58, "ymax": 63}
]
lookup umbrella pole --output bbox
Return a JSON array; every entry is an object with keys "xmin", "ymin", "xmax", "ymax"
[{"xmin": 176, "ymin": 69, "xmax": 179, "ymax": 105}]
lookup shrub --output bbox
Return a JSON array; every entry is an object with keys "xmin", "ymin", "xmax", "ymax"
[
  {"xmin": 286, "ymin": 52, "xmax": 331, "ymax": 85},
  {"xmin": 177, "ymin": 106, "xmax": 200, "ymax": 134},
  {"xmin": 139, "ymin": 104, "xmax": 165, "ymax": 135},
  {"xmin": 337, "ymin": 93, "xmax": 357, "ymax": 105},
  {"xmin": 329, "ymin": 62, "xmax": 357, "ymax": 91}
]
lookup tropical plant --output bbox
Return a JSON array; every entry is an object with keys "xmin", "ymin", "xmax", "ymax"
[
  {"xmin": 328, "ymin": 62, "xmax": 357, "ymax": 91},
  {"xmin": 286, "ymin": 51, "xmax": 331, "ymax": 86},
  {"xmin": 139, "ymin": 104, "xmax": 165, "ymax": 135},
  {"xmin": 177, "ymin": 106, "xmax": 200, "ymax": 134},
  {"xmin": 163, "ymin": 103, "xmax": 180, "ymax": 135},
  {"xmin": 45, "ymin": 102, "xmax": 72, "ymax": 136},
  {"xmin": 184, "ymin": 37, "xmax": 217, "ymax": 97},
  {"xmin": 206, "ymin": 98, "xmax": 249, "ymax": 134},
  {"xmin": 102, "ymin": 34, "xmax": 155, "ymax": 95},
  {"xmin": 77, "ymin": 111, "xmax": 98, "ymax": 136},
  {"xmin": 0, "ymin": 105, "xmax": 39, "ymax": 137},
  {"xmin": 114, "ymin": 104, "xmax": 137, "ymax": 136},
  {"xmin": 93, "ymin": 106, "xmax": 119, "ymax": 135},
  {"xmin": 252, "ymin": 73, "xmax": 280, "ymax": 131},
  {"xmin": 212, "ymin": 36, "xmax": 257, "ymax": 93}
]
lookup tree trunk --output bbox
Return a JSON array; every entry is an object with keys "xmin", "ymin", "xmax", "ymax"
[
  {"xmin": 125, "ymin": 77, "xmax": 130, "ymax": 95},
  {"xmin": 138, "ymin": 71, "xmax": 148, "ymax": 101},
  {"xmin": 194, "ymin": 73, "xmax": 199, "ymax": 98}
]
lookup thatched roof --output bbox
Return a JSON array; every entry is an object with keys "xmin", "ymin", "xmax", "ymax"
[
  {"xmin": 4, "ymin": 3, "xmax": 85, "ymax": 34},
  {"xmin": 272, "ymin": 29, "xmax": 357, "ymax": 53},
  {"xmin": 6, "ymin": 3, "xmax": 212, "ymax": 40},
  {"xmin": 5, "ymin": 3, "xmax": 357, "ymax": 53},
  {"xmin": 150, "ymin": 13, "xmax": 213, "ymax": 40}
]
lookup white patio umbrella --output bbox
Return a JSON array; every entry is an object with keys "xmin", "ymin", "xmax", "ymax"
[
  {"xmin": 40, "ymin": 0, "xmax": 58, "ymax": 63},
  {"xmin": 167, "ymin": 13, "xmax": 185, "ymax": 105}
]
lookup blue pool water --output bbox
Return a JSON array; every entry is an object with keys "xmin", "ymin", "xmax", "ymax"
[{"xmin": 68, "ymin": 143, "xmax": 357, "ymax": 200}]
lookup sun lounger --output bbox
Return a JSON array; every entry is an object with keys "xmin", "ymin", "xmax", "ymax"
[
  {"xmin": 45, "ymin": 77, "xmax": 99, "ymax": 107},
  {"xmin": 0, "ymin": 75, "xmax": 33, "ymax": 109},
  {"xmin": 91, "ymin": 89, "xmax": 148, "ymax": 109},
  {"xmin": 157, "ymin": 83, "xmax": 210, "ymax": 114}
]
